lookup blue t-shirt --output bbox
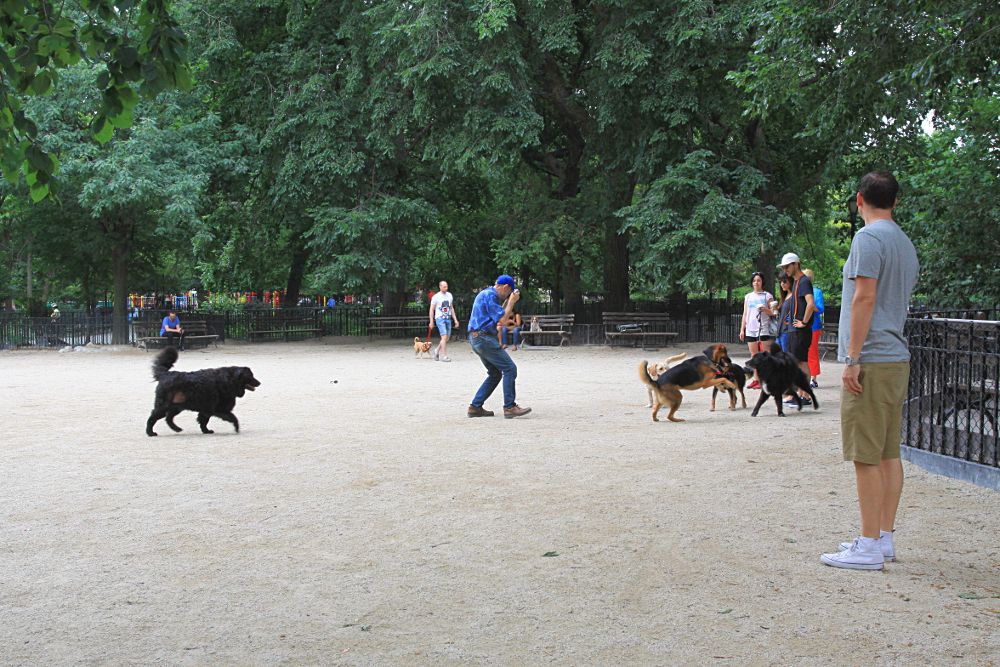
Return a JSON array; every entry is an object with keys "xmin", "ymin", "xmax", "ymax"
[
  {"xmin": 161, "ymin": 315, "xmax": 181, "ymax": 336},
  {"xmin": 467, "ymin": 287, "xmax": 506, "ymax": 332},
  {"xmin": 811, "ymin": 286, "xmax": 825, "ymax": 331}
]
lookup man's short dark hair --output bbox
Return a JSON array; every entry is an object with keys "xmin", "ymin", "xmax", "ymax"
[{"xmin": 858, "ymin": 171, "xmax": 899, "ymax": 209}]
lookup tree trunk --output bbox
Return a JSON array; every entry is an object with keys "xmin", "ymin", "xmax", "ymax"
[
  {"xmin": 25, "ymin": 247, "xmax": 33, "ymax": 303},
  {"xmin": 81, "ymin": 267, "xmax": 94, "ymax": 315},
  {"xmin": 283, "ymin": 243, "xmax": 311, "ymax": 308},
  {"xmin": 381, "ymin": 278, "xmax": 407, "ymax": 314},
  {"xmin": 40, "ymin": 272, "xmax": 54, "ymax": 310},
  {"xmin": 561, "ymin": 257, "xmax": 583, "ymax": 316},
  {"xmin": 756, "ymin": 244, "xmax": 778, "ymax": 295},
  {"xmin": 603, "ymin": 171, "xmax": 636, "ymax": 311},
  {"xmin": 111, "ymin": 244, "xmax": 130, "ymax": 344}
]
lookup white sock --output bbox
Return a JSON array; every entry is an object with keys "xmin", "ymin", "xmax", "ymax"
[{"xmin": 858, "ymin": 536, "xmax": 880, "ymax": 551}]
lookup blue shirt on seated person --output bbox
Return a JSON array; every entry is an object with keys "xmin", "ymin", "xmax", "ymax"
[{"xmin": 161, "ymin": 313, "xmax": 182, "ymax": 336}]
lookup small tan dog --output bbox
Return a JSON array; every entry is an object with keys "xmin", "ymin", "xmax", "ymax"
[
  {"xmin": 644, "ymin": 352, "xmax": 687, "ymax": 407},
  {"xmin": 529, "ymin": 316, "xmax": 542, "ymax": 332},
  {"xmin": 413, "ymin": 337, "xmax": 432, "ymax": 358}
]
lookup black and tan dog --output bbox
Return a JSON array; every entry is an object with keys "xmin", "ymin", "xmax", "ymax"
[
  {"xmin": 146, "ymin": 347, "xmax": 261, "ymax": 436},
  {"xmin": 745, "ymin": 350, "xmax": 818, "ymax": 417},
  {"xmin": 638, "ymin": 346, "xmax": 736, "ymax": 422},
  {"xmin": 700, "ymin": 344, "xmax": 747, "ymax": 411},
  {"xmin": 711, "ymin": 356, "xmax": 749, "ymax": 412}
]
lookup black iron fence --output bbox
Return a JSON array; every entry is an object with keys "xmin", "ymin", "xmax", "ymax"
[
  {"xmin": 0, "ymin": 312, "xmax": 117, "ymax": 348},
  {"xmin": 0, "ymin": 302, "xmax": 843, "ymax": 349},
  {"xmin": 904, "ymin": 317, "xmax": 999, "ymax": 469}
]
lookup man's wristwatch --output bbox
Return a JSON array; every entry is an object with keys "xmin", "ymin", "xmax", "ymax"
[{"xmin": 844, "ymin": 356, "xmax": 861, "ymax": 367}]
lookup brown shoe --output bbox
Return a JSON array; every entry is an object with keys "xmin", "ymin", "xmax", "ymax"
[
  {"xmin": 467, "ymin": 405, "xmax": 494, "ymax": 418},
  {"xmin": 503, "ymin": 404, "xmax": 532, "ymax": 419}
]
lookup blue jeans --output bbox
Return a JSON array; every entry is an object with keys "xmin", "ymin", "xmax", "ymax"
[
  {"xmin": 436, "ymin": 317, "xmax": 452, "ymax": 337},
  {"xmin": 500, "ymin": 326, "xmax": 521, "ymax": 346},
  {"xmin": 469, "ymin": 332, "xmax": 517, "ymax": 409}
]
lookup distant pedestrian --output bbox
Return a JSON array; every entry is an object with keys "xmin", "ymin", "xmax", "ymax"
[
  {"xmin": 739, "ymin": 271, "xmax": 776, "ymax": 371},
  {"xmin": 778, "ymin": 252, "xmax": 816, "ymax": 403},
  {"xmin": 774, "ymin": 275, "xmax": 793, "ymax": 354},
  {"xmin": 802, "ymin": 268, "xmax": 825, "ymax": 387},
  {"xmin": 429, "ymin": 280, "xmax": 460, "ymax": 362},
  {"xmin": 466, "ymin": 275, "xmax": 531, "ymax": 418},
  {"xmin": 821, "ymin": 170, "xmax": 919, "ymax": 571}
]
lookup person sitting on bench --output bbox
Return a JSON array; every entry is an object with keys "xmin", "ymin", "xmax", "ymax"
[
  {"xmin": 498, "ymin": 310, "xmax": 523, "ymax": 351},
  {"xmin": 161, "ymin": 310, "xmax": 185, "ymax": 350}
]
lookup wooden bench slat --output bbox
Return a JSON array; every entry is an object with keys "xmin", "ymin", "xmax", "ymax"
[
  {"xmin": 248, "ymin": 318, "xmax": 322, "ymax": 342},
  {"xmin": 602, "ymin": 312, "xmax": 677, "ymax": 349},
  {"xmin": 369, "ymin": 315, "xmax": 429, "ymax": 337},
  {"xmin": 521, "ymin": 314, "xmax": 574, "ymax": 347}
]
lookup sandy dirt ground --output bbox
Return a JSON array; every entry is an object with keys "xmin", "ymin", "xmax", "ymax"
[{"xmin": 1, "ymin": 339, "xmax": 998, "ymax": 666}]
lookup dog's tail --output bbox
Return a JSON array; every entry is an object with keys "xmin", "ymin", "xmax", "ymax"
[
  {"xmin": 152, "ymin": 346, "xmax": 179, "ymax": 381},
  {"xmin": 638, "ymin": 360, "xmax": 658, "ymax": 389},
  {"xmin": 664, "ymin": 351, "xmax": 687, "ymax": 366}
]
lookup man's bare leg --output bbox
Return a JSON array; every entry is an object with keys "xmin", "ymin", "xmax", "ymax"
[
  {"xmin": 854, "ymin": 462, "xmax": 883, "ymax": 539},
  {"xmin": 879, "ymin": 457, "xmax": 904, "ymax": 532}
]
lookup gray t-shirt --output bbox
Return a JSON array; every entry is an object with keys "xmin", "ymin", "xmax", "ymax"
[{"xmin": 838, "ymin": 219, "xmax": 919, "ymax": 363}]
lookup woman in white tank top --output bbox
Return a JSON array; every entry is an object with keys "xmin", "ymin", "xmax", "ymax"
[{"xmin": 740, "ymin": 271, "xmax": 776, "ymax": 356}]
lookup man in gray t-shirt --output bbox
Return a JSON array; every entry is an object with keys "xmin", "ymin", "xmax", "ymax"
[
  {"xmin": 821, "ymin": 171, "xmax": 919, "ymax": 572},
  {"xmin": 838, "ymin": 222, "xmax": 919, "ymax": 363}
]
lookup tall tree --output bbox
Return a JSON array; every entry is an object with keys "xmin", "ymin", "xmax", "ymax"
[{"xmin": 1, "ymin": 0, "xmax": 191, "ymax": 199}]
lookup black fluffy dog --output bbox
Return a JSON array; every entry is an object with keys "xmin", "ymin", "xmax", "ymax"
[
  {"xmin": 146, "ymin": 347, "xmax": 261, "ymax": 436},
  {"xmin": 745, "ymin": 350, "xmax": 818, "ymax": 417}
]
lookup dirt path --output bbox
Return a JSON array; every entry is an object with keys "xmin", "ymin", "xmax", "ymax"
[{"xmin": 2, "ymin": 341, "xmax": 998, "ymax": 665}]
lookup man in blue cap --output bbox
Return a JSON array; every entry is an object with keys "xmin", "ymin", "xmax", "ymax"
[{"xmin": 465, "ymin": 275, "xmax": 531, "ymax": 418}]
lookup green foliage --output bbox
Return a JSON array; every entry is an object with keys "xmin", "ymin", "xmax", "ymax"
[
  {"xmin": 1, "ymin": 1, "xmax": 191, "ymax": 197},
  {"xmin": 901, "ymin": 95, "xmax": 1000, "ymax": 306},
  {"xmin": 3, "ymin": 0, "xmax": 998, "ymax": 312},
  {"xmin": 622, "ymin": 150, "xmax": 795, "ymax": 295}
]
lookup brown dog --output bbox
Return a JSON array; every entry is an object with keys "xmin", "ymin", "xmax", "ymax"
[
  {"xmin": 703, "ymin": 343, "xmax": 728, "ymax": 365},
  {"xmin": 644, "ymin": 351, "xmax": 688, "ymax": 407},
  {"xmin": 413, "ymin": 336, "xmax": 432, "ymax": 358},
  {"xmin": 638, "ymin": 349, "xmax": 735, "ymax": 422}
]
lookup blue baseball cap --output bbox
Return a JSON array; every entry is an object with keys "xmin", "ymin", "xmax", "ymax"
[{"xmin": 496, "ymin": 274, "xmax": 517, "ymax": 289}]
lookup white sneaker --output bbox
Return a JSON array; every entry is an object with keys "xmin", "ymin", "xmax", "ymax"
[
  {"xmin": 840, "ymin": 534, "xmax": 895, "ymax": 561},
  {"xmin": 821, "ymin": 537, "xmax": 884, "ymax": 570},
  {"xmin": 441, "ymin": 356, "xmax": 451, "ymax": 362},
  {"xmin": 432, "ymin": 347, "xmax": 439, "ymax": 361}
]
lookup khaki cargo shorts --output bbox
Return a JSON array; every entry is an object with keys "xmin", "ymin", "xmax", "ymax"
[{"xmin": 841, "ymin": 362, "xmax": 910, "ymax": 465}]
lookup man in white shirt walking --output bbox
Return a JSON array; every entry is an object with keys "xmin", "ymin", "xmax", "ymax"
[{"xmin": 429, "ymin": 280, "xmax": 460, "ymax": 362}]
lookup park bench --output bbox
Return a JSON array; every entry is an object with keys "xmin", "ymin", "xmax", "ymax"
[
  {"xmin": 248, "ymin": 317, "xmax": 323, "ymax": 342},
  {"xmin": 817, "ymin": 325, "xmax": 839, "ymax": 361},
  {"xmin": 368, "ymin": 315, "xmax": 433, "ymax": 339},
  {"xmin": 603, "ymin": 312, "xmax": 679, "ymax": 349},
  {"xmin": 135, "ymin": 320, "xmax": 219, "ymax": 350},
  {"xmin": 519, "ymin": 314, "xmax": 575, "ymax": 347}
]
